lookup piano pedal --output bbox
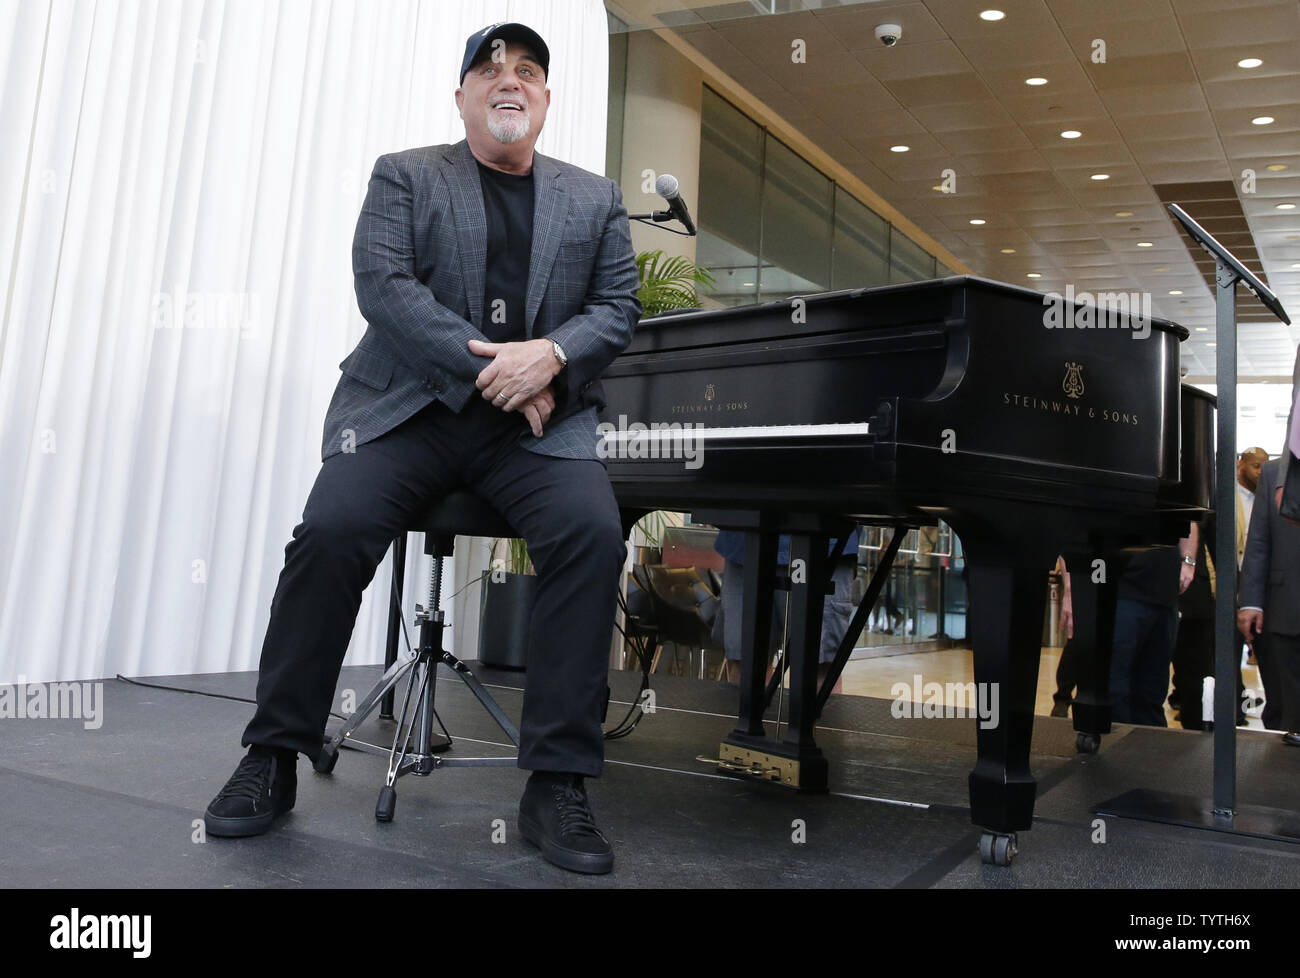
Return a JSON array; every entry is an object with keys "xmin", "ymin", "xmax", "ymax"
[{"xmin": 698, "ymin": 744, "xmax": 801, "ymax": 786}]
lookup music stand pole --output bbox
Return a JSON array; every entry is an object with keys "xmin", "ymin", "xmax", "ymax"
[{"xmin": 1212, "ymin": 258, "xmax": 1238, "ymax": 821}]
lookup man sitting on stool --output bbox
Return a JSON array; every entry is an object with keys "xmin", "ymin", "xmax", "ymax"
[{"xmin": 202, "ymin": 23, "xmax": 640, "ymax": 875}]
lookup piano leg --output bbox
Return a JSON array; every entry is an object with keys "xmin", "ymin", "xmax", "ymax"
[
  {"xmin": 1063, "ymin": 548, "xmax": 1119, "ymax": 754},
  {"xmin": 965, "ymin": 556, "xmax": 1050, "ymax": 864},
  {"xmin": 775, "ymin": 534, "xmax": 831, "ymax": 791},
  {"xmin": 716, "ymin": 525, "xmax": 841, "ymax": 792},
  {"xmin": 733, "ymin": 529, "xmax": 779, "ymax": 740}
]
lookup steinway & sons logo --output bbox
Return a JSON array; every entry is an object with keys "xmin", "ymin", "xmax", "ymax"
[
  {"xmin": 1063, "ymin": 362, "xmax": 1084, "ymax": 398},
  {"xmin": 668, "ymin": 383, "xmax": 749, "ymax": 417},
  {"xmin": 1001, "ymin": 361, "xmax": 1140, "ymax": 426},
  {"xmin": 1042, "ymin": 285, "xmax": 1152, "ymax": 340}
]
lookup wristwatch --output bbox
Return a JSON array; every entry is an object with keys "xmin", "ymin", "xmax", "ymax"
[
  {"xmin": 1182, "ymin": 555, "xmax": 1196, "ymax": 566},
  {"xmin": 549, "ymin": 338, "xmax": 568, "ymax": 369}
]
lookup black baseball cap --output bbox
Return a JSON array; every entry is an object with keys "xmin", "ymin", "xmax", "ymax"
[{"xmin": 459, "ymin": 22, "xmax": 550, "ymax": 85}]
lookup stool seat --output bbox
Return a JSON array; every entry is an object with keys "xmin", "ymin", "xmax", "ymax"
[{"xmin": 414, "ymin": 490, "xmax": 518, "ymax": 540}]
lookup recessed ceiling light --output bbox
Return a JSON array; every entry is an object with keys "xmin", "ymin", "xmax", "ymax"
[
  {"xmin": 1169, "ymin": 290, "xmax": 1183, "ymax": 295},
  {"xmin": 1292, "ymin": 262, "xmax": 1300, "ymax": 269},
  {"xmin": 1000, "ymin": 248, "xmax": 1017, "ymax": 254},
  {"xmin": 1060, "ymin": 130, "xmax": 1082, "ymax": 139},
  {"xmin": 1277, "ymin": 202, "xmax": 1297, "ymax": 210},
  {"xmin": 1137, "ymin": 241, "xmax": 1154, "ymax": 248},
  {"xmin": 1195, "ymin": 327, "xmax": 1208, "ymax": 332},
  {"xmin": 1252, "ymin": 116, "xmax": 1275, "ymax": 125},
  {"xmin": 931, "ymin": 185, "xmax": 944, "ymax": 191},
  {"xmin": 1025, "ymin": 77, "xmax": 1047, "ymax": 86},
  {"xmin": 980, "ymin": 10, "xmax": 1006, "ymax": 21},
  {"xmin": 1238, "ymin": 58, "xmax": 1263, "ymax": 69},
  {"xmin": 969, "ymin": 218, "xmax": 986, "ymax": 225},
  {"xmin": 1154, "ymin": 266, "xmax": 1169, "ymax": 272},
  {"xmin": 1207, "ymin": 343, "xmax": 1217, "ymax": 348},
  {"xmin": 1115, "ymin": 211, "xmax": 1134, "ymax": 217},
  {"xmin": 742, "ymin": 282, "xmax": 754, "ymax": 287},
  {"xmin": 1266, "ymin": 163, "xmax": 1288, "ymax": 171},
  {"xmin": 1026, "ymin": 272, "xmax": 1042, "ymax": 279},
  {"xmin": 1091, "ymin": 173, "xmax": 1110, "ymax": 181},
  {"xmin": 890, "ymin": 145, "xmax": 910, "ymax": 153}
]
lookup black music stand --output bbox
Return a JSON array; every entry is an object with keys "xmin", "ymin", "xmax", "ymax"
[{"xmin": 1095, "ymin": 203, "xmax": 1298, "ymax": 843}]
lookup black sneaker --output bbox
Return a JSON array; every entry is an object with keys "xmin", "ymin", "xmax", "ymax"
[
  {"xmin": 204, "ymin": 745, "xmax": 297, "ymax": 837},
  {"xmin": 518, "ymin": 772, "xmax": 613, "ymax": 875}
]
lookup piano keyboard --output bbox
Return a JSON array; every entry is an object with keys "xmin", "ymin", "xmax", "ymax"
[{"xmin": 598, "ymin": 422, "xmax": 872, "ymax": 448}]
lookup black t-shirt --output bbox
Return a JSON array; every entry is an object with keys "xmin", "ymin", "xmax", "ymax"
[
  {"xmin": 477, "ymin": 162, "xmax": 534, "ymax": 343},
  {"xmin": 1119, "ymin": 546, "xmax": 1182, "ymax": 608}
]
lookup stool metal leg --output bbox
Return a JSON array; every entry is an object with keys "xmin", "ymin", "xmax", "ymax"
[
  {"xmin": 381, "ymin": 533, "xmax": 408, "ymax": 719},
  {"xmin": 316, "ymin": 553, "xmax": 522, "ymax": 823}
]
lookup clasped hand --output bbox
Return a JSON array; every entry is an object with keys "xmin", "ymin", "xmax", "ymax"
[{"xmin": 469, "ymin": 338, "xmax": 561, "ymax": 437}]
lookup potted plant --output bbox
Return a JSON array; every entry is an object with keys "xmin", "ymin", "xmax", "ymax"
[
  {"xmin": 478, "ymin": 536, "xmax": 534, "ymax": 670},
  {"xmin": 635, "ymin": 249, "xmax": 716, "ymax": 316}
]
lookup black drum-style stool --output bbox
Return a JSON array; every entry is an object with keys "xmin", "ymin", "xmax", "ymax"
[{"xmin": 314, "ymin": 491, "xmax": 522, "ymax": 822}]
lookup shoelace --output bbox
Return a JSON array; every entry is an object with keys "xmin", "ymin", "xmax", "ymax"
[
  {"xmin": 553, "ymin": 781, "xmax": 602, "ymax": 837},
  {"xmin": 215, "ymin": 755, "xmax": 273, "ymax": 804}
]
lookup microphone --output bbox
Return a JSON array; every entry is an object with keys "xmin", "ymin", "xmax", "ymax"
[{"xmin": 655, "ymin": 173, "xmax": 697, "ymax": 236}]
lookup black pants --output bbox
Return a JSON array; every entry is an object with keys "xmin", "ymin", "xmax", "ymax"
[
  {"xmin": 1258, "ymin": 632, "xmax": 1300, "ymax": 732},
  {"xmin": 1168, "ymin": 616, "xmax": 1245, "ymax": 730},
  {"xmin": 241, "ymin": 397, "xmax": 627, "ymax": 776}
]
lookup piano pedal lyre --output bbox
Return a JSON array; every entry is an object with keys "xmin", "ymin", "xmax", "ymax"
[{"xmin": 698, "ymin": 744, "xmax": 801, "ymax": 786}]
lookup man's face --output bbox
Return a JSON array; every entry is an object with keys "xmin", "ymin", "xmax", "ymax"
[
  {"xmin": 1238, "ymin": 451, "xmax": 1266, "ymax": 492},
  {"xmin": 455, "ymin": 42, "xmax": 549, "ymax": 149}
]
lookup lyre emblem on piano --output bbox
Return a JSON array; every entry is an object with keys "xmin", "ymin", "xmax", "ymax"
[
  {"xmin": 1062, "ymin": 362, "xmax": 1085, "ymax": 399},
  {"xmin": 704, "ymin": 384, "xmax": 716, "ymax": 402}
]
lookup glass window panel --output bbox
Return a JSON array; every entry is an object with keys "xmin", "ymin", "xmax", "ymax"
[
  {"xmin": 832, "ymin": 187, "xmax": 889, "ymax": 290},
  {"xmin": 698, "ymin": 88, "xmax": 762, "ymax": 307},
  {"xmin": 889, "ymin": 227, "xmax": 937, "ymax": 284},
  {"xmin": 758, "ymin": 135, "xmax": 832, "ymax": 299}
]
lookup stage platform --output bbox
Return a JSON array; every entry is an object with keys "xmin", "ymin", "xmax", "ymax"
[{"xmin": 3, "ymin": 664, "xmax": 1298, "ymax": 888}]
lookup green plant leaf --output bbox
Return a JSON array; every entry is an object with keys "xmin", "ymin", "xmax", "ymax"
[{"xmin": 636, "ymin": 249, "xmax": 716, "ymax": 317}]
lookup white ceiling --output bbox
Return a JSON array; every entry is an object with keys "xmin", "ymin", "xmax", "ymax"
[{"xmin": 609, "ymin": 0, "xmax": 1300, "ymax": 379}]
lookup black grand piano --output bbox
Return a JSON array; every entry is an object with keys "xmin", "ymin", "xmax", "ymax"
[{"xmin": 600, "ymin": 275, "xmax": 1212, "ymax": 865}]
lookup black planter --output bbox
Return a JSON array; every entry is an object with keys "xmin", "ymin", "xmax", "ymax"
[{"xmin": 478, "ymin": 572, "xmax": 536, "ymax": 670}]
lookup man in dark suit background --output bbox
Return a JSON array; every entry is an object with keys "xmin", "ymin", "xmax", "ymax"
[
  {"xmin": 203, "ymin": 23, "xmax": 641, "ymax": 874},
  {"xmin": 1238, "ymin": 456, "xmax": 1300, "ymax": 744}
]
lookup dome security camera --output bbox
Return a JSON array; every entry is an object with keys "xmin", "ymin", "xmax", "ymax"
[{"xmin": 875, "ymin": 23, "xmax": 902, "ymax": 46}]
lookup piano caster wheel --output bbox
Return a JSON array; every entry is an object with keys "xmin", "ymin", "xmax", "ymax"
[
  {"xmin": 314, "ymin": 744, "xmax": 339, "ymax": 774},
  {"xmin": 376, "ymin": 784, "xmax": 397, "ymax": 822},
  {"xmin": 979, "ymin": 832, "xmax": 1017, "ymax": 867},
  {"xmin": 1076, "ymin": 732, "xmax": 1101, "ymax": 754}
]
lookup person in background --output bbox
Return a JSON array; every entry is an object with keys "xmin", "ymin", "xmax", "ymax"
[
  {"xmin": 713, "ymin": 528, "xmax": 860, "ymax": 694},
  {"xmin": 1238, "ymin": 456, "xmax": 1300, "ymax": 744},
  {"xmin": 1053, "ymin": 528, "xmax": 1196, "ymax": 726},
  {"xmin": 1236, "ymin": 448, "xmax": 1268, "ymax": 567}
]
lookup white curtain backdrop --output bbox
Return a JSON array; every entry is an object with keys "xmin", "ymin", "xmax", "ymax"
[{"xmin": 0, "ymin": 0, "xmax": 610, "ymax": 684}]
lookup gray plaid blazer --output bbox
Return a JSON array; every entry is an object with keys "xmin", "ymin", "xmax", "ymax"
[{"xmin": 321, "ymin": 139, "xmax": 641, "ymax": 462}]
